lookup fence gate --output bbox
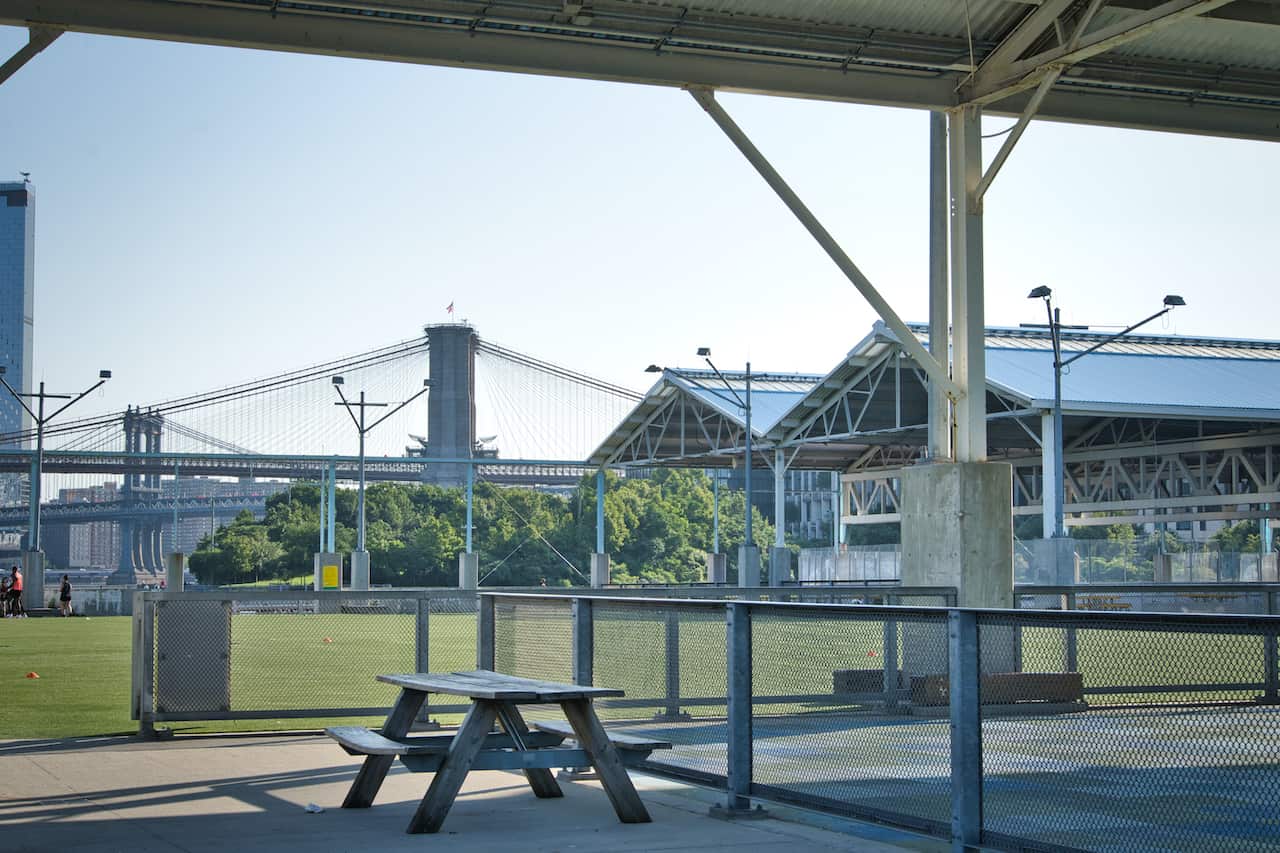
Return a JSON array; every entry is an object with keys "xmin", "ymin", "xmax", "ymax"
[{"xmin": 155, "ymin": 599, "xmax": 232, "ymax": 715}]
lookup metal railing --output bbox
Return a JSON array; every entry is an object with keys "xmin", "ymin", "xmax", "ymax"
[
  {"xmin": 130, "ymin": 585, "xmax": 953, "ymax": 734},
  {"xmin": 482, "ymin": 591, "xmax": 1280, "ymax": 853}
]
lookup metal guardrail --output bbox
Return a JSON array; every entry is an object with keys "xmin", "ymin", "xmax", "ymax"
[
  {"xmin": 482, "ymin": 591, "xmax": 1280, "ymax": 853},
  {"xmin": 130, "ymin": 585, "xmax": 956, "ymax": 735}
]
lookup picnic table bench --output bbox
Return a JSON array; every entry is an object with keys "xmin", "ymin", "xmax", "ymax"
[{"xmin": 326, "ymin": 669, "xmax": 670, "ymax": 834}]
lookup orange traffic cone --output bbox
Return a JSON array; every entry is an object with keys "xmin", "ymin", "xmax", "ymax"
[{"xmin": 25, "ymin": 672, "xmax": 39, "ymax": 679}]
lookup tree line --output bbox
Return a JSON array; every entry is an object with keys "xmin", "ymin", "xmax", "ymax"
[{"xmin": 188, "ymin": 469, "xmax": 775, "ymax": 587}]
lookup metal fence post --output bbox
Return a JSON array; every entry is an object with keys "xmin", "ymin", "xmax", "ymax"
[
  {"xmin": 712, "ymin": 601, "xmax": 764, "ymax": 817},
  {"xmin": 658, "ymin": 609, "xmax": 690, "ymax": 720},
  {"xmin": 415, "ymin": 596, "xmax": 437, "ymax": 726},
  {"xmin": 572, "ymin": 597, "xmax": 593, "ymax": 687},
  {"xmin": 949, "ymin": 610, "xmax": 982, "ymax": 852},
  {"xmin": 883, "ymin": 595, "xmax": 900, "ymax": 712},
  {"xmin": 477, "ymin": 594, "xmax": 496, "ymax": 671},
  {"xmin": 1264, "ymin": 591, "xmax": 1278, "ymax": 704},
  {"xmin": 1065, "ymin": 591, "xmax": 1079, "ymax": 673},
  {"xmin": 141, "ymin": 597, "xmax": 157, "ymax": 738}
]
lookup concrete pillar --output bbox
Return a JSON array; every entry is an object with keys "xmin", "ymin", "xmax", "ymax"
[
  {"xmin": 21, "ymin": 550, "xmax": 44, "ymax": 611},
  {"xmin": 165, "ymin": 552, "xmax": 186, "ymax": 592},
  {"xmin": 927, "ymin": 110, "xmax": 951, "ymax": 462},
  {"xmin": 768, "ymin": 547, "xmax": 792, "ymax": 586},
  {"xmin": 458, "ymin": 552, "xmax": 479, "ymax": 589},
  {"xmin": 314, "ymin": 552, "xmax": 342, "ymax": 591},
  {"xmin": 350, "ymin": 550, "xmax": 370, "ymax": 591},
  {"xmin": 1152, "ymin": 552, "xmax": 1172, "ymax": 583},
  {"xmin": 590, "ymin": 553, "xmax": 610, "ymax": 588},
  {"xmin": 706, "ymin": 552, "xmax": 727, "ymax": 584},
  {"xmin": 948, "ymin": 105, "xmax": 987, "ymax": 463},
  {"xmin": 901, "ymin": 462, "xmax": 1013, "ymax": 608},
  {"xmin": 737, "ymin": 545, "xmax": 760, "ymax": 588}
]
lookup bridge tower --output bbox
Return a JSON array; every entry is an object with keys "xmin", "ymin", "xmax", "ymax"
[
  {"xmin": 421, "ymin": 324, "xmax": 477, "ymax": 486},
  {"xmin": 110, "ymin": 406, "xmax": 165, "ymax": 584}
]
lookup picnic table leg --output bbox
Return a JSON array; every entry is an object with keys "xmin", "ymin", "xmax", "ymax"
[
  {"xmin": 560, "ymin": 698, "xmax": 651, "ymax": 824},
  {"xmin": 342, "ymin": 688, "xmax": 426, "ymax": 809},
  {"xmin": 408, "ymin": 699, "xmax": 499, "ymax": 834},
  {"xmin": 495, "ymin": 702, "xmax": 564, "ymax": 799}
]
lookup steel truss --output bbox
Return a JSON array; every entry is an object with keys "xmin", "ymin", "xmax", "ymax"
[{"xmin": 843, "ymin": 427, "xmax": 1280, "ymax": 528}]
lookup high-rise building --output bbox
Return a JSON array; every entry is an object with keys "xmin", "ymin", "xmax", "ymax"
[{"xmin": 0, "ymin": 179, "xmax": 35, "ymax": 511}]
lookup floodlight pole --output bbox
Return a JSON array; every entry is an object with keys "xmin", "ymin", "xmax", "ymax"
[
  {"xmin": 333, "ymin": 378, "xmax": 430, "ymax": 586},
  {"xmin": 1030, "ymin": 291, "xmax": 1183, "ymax": 539},
  {"xmin": 0, "ymin": 370, "xmax": 110, "ymax": 553}
]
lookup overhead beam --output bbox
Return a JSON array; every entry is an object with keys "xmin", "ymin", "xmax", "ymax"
[
  {"xmin": 0, "ymin": 25, "xmax": 62, "ymax": 87},
  {"xmin": 980, "ymin": 0, "xmax": 1077, "ymax": 76},
  {"xmin": 962, "ymin": 0, "xmax": 1240, "ymax": 105},
  {"xmin": 687, "ymin": 86, "xmax": 962, "ymax": 402},
  {"xmin": 2, "ymin": 0, "xmax": 1279, "ymax": 141}
]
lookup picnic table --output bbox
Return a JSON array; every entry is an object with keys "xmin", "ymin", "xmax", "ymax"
[{"xmin": 327, "ymin": 669, "xmax": 670, "ymax": 834}]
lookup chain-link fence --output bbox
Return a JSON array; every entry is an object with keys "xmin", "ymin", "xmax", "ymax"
[{"xmin": 484, "ymin": 592, "xmax": 1280, "ymax": 852}]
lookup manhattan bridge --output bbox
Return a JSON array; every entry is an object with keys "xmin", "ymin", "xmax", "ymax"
[{"xmin": 0, "ymin": 324, "xmax": 642, "ymax": 580}]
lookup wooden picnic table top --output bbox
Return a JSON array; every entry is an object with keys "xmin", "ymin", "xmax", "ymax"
[{"xmin": 377, "ymin": 670, "xmax": 625, "ymax": 701}]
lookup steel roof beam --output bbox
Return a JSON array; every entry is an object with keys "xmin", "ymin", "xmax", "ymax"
[
  {"xmin": 962, "ymin": 0, "xmax": 1240, "ymax": 106},
  {"xmin": 0, "ymin": 24, "xmax": 61, "ymax": 87},
  {"xmin": 687, "ymin": 86, "xmax": 962, "ymax": 402}
]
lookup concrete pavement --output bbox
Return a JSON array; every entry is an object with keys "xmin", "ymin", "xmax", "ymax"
[{"xmin": 0, "ymin": 734, "xmax": 946, "ymax": 852}]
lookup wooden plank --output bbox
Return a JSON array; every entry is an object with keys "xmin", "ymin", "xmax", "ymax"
[
  {"xmin": 378, "ymin": 670, "xmax": 624, "ymax": 700},
  {"xmin": 560, "ymin": 699, "xmax": 652, "ymax": 824},
  {"xmin": 327, "ymin": 726, "xmax": 565, "ymax": 757},
  {"xmin": 377, "ymin": 672, "xmax": 538, "ymax": 700},
  {"xmin": 407, "ymin": 700, "xmax": 499, "ymax": 834},
  {"xmin": 403, "ymin": 747, "xmax": 655, "ymax": 773},
  {"xmin": 532, "ymin": 719, "xmax": 672, "ymax": 751},
  {"xmin": 495, "ymin": 702, "xmax": 563, "ymax": 799},
  {"xmin": 342, "ymin": 688, "xmax": 426, "ymax": 809}
]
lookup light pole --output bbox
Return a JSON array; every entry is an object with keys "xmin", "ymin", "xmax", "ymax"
[
  {"xmin": 0, "ymin": 366, "xmax": 110, "ymax": 610},
  {"xmin": 646, "ymin": 348, "xmax": 757, "ymax": 584},
  {"xmin": 332, "ymin": 376, "xmax": 430, "ymax": 589},
  {"xmin": 1027, "ymin": 287, "xmax": 1185, "ymax": 541}
]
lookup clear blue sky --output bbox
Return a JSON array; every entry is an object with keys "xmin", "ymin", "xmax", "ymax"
[{"xmin": 2, "ymin": 26, "xmax": 1277, "ymax": 423}]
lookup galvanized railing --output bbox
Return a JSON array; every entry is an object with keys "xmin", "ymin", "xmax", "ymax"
[
  {"xmin": 131, "ymin": 585, "xmax": 947, "ymax": 734},
  {"xmin": 482, "ymin": 592, "xmax": 1280, "ymax": 853}
]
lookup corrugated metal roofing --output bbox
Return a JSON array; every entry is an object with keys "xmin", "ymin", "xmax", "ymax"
[
  {"xmin": 986, "ymin": 348, "xmax": 1280, "ymax": 416},
  {"xmin": 669, "ymin": 370, "xmax": 819, "ymax": 433}
]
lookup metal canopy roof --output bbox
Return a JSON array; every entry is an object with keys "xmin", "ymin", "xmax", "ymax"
[
  {"xmin": 5, "ymin": 1, "xmax": 1280, "ymax": 140},
  {"xmin": 594, "ymin": 322, "xmax": 1280, "ymax": 470}
]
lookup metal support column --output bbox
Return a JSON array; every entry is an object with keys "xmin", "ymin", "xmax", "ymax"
[
  {"xmin": 477, "ymin": 594, "xmax": 495, "ymax": 671},
  {"xmin": 949, "ymin": 610, "xmax": 983, "ymax": 851},
  {"xmin": 572, "ymin": 598, "xmax": 593, "ymax": 686},
  {"xmin": 326, "ymin": 462, "xmax": 336, "ymax": 552},
  {"xmin": 928, "ymin": 110, "xmax": 952, "ymax": 461},
  {"xmin": 948, "ymin": 106, "xmax": 987, "ymax": 462},
  {"xmin": 595, "ymin": 470, "xmax": 606, "ymax": 555},
  {"xmin": 712, "ymin": 601, "xmax": 764, "ymax": 817},
  {"xmin": 466, "ymin": 461, "xmax": 474, "ymax": 553},
  {"xmin": 1041, "ymin": 411, "xmax": 1062, "ymax": 538}
]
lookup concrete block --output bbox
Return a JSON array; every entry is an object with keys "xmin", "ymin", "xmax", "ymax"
[
  {"xmin": 706, "ymin": 553, "xmax": 727, "ymax": 584},
  {"xmin": 900, "ymin": 462, "xmax": 1013, "ymax": 609},
  {"xmin": 350, "ymin": 550, "xmax": 370, "ymax": 591},
  {"xmin": 313, "ymin": 552, "xmax": 342, "ymax": 591},
  {"xmin": 768, "ymin": 547, "xmax": 792, "ymax": 587},
  {"xmin": 458, "ymin": 552, "xmax": 479, "ymax": 589},
  {"xmin": 590, "ymin": 553, "xmax": 610, "ymax": 587},
  {"xmin": 165, "ymin": 552, "xmax": 186, "ymax": 592},
  {"xmin": 737, "ymin": 545, "xmax": 761, "ymax": 588},
  {"xmin": 21, "ymin": 550, "xmax": 43, "ymax": 611}
]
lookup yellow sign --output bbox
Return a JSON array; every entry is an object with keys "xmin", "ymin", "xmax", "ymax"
[{"xmin": 322, "ymin": 564, "xmax": 340, "ymax": 590}]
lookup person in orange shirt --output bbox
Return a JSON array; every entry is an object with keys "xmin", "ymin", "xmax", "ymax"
[{"xmin": 8, "ymin": 566, "xmax": 24, "ymax": 618}]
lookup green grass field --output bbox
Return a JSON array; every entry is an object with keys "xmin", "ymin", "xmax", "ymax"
[{"xmin": 2, "ymin": 610, "xmax": 1272, "ymax": 740}]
